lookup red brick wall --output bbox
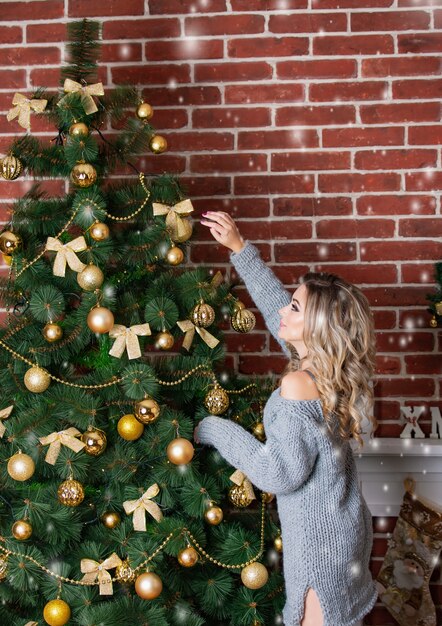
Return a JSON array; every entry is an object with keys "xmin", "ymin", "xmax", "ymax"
[{"xmin": 0, "ymin": 3, "xmax": 441, "ymax": 623}]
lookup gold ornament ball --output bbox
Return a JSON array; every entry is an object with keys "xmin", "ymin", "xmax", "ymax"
[
  {"xmin": 253, "ymin": 422, "xmax": 266, "ymax": 441},
  {"xmin": 231, "ymin": 307, "xmax": 256, "ymax": 333},
  {"xmin": 81, "ymin": 426, "xmax": 107, "ymax": 456},
  {"xmin": 7, "ymin": 452, "xmax": 35, "ymax": 482},
  {"xmin": 2, "ymin": 253, "xmax": 12, "ymax": 266},
  {"xmin": 261, "ymin": 492, "xmax": 274, "ymax": 503},
  {"xmin": 228, "ymin": 484, "xmax": 254, "ymax": 508},
  {"xmin": 0, "ymin": 554, "xmax": 8, "ymax": 581},
  {"xmin": 87, "ymin": 306, "xmax": 114, "ymax": 334},
  {"xmin": 168, "ymin": 217, "xmax": 192, "ymax": 243},
  {"xmin": 204, "ymin": 386, "xmax": 229, "ymax": 415},
  {"xmin": 116, "ymin": 559, "xmax": 136, "ymax": 583},
  {"xmin": 177, "ymin": 546, "xmax": 199, "ymax": 567},
  {"xmin": 90, "ymin": 221, "xmax": 110, "ymax": 241},
  {"xmin": 12, "ymin": 519, "xmax": 33, "ymax": 540},
  {"xmin": 43, "ymin": 599, "xmax": 71, "ymax": 626},
  {"xmin": 24, "ymin": 366, "xmax": 51, "ymax": 393},
  {"xmin": 0, "ymin": 230, "xmax": 20, "ymax": 254},
  {"xmin": 43, "ymin": 322, "xmax": 63, "ymax": 343},
  {"xmin": 167, "ymin": 437, "xmax": 194, "ymax": 465},
  {"xmin": 78, "ymin": 264, "xmax": 104, "ymax": 291},
  {"xmin": 134, "ymin": 398, "xmax": 160, "ymax": 425},
  {"xmin": 240, "ymin": 562, "xmax": 269, "ymax": 590},
  {"xmin": 136, "ymin": 102, "xmax": 154, "ymax": 120},
  {"xmin": 191, "ymin": 300, "xmax": 215, "ymax": 328},
  {"xmin": 274, "ymin": 535, "xmax": 283, "ymax": 552},
  {"xmin": 166, "ymin": 245, "xmax": 184, "ymax": 265},
  {"xmin": 117, "ymin": 414, "xmax": 144, "ymax": 441},
  {"xmin": 57, "ymin": 478, "xmax": 85, "ymax": 507},
  {"xmin": 149, "ymin": 134, "xmax": 167, "ymax": 154},
  {"xmin": 155, "ymin": 330, "xmax": 174, "ymax": 350},
  {"xmin": 204, "ymin": 504, "xmax": 223, "ymax": 525},
  {"xmin": 101, "ymin": 511, "xmax": 121, "ymax": 529},
  {"xmin": 70, "ymin": 162, "xmax": 97, "ymax": 188},
  {"xmin": 430, "ymin": 316, "xmax": 438, "ymax": 328},
  {"xmin": 135, "ymin": 571, "xmax": 163, "ymax": 600},
  {"xmin": 69, "ymin": 121, "xmax": 89, "ymax": 137},
  {"xmin": 1, "ymin": 154, "xmax": 22, "ymax": 180}
]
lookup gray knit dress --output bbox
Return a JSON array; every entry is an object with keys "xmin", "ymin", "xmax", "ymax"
[{"xmin": 197, "ymin": 242, "xmax": 378, "ymax": 626}]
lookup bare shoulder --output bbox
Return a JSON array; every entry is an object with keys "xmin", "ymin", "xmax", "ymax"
[{"xmin": 280, "ymin": 371, "xmax": 320, "ymax": 401}]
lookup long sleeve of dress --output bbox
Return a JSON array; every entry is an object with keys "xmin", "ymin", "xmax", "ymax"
[
  {"xmin": 230, "ymin": 241, "xmax": 292, "ymax": 356},
  {"xmin": 197, "ymin": 408, "xmax": 319, "ymax": 495}
]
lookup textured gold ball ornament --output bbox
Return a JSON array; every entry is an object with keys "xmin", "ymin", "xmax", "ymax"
[
  {"xmin": 43, "ymin": 599, "xmax": 71, "ymax": 626},
  {"xmin": 57, "ymin": 478, "xmax": 85, "ymax": 507},
  {"xmin": 7, "ymin": 452, "xmax": 35, "ymax": 481},
  {"xmin": 77, "ymin": 264, "xmax": 104, "ymax": 291},
  {"xmin": 169, "ymin": 217, "xmax": 192, "ymax": 243},
  {"xmin": 430, "ymin": 315, "xmax": 438, "ymax": 328},
  {"xmin": 149, "ymin": 134, "xmax": 167, "ymax": 154},
  {"xmin": 231, "ymin": 307, "xmax": 256, "ymax": 333},
  {"xmin": 134, "ymin": 398, "xmax": 160, "ymax": 425},
  {"xmin": 191, "ymin": 300, "xmax": 215, "ymax": 328},
  {"xmin": 154, "ymin": 330, "xmax": 174, "ymax": 350},
  {"xmin": 0, "ymin": 230, "xmax": 20, "ymax": 254},
  {"xmin": 81, "ymin": 426, "xmax": 107, "ymax": 456},
  {"xmin": 12, "ymin": 519, "xmax": 33, "ymax": 540},
  {"xmin": 69, "ymin": 121, "xmax": 89, "ymax": 137},
  {"xmin": 117, "ymin": 414, "xmax": 144, "ymax": 441},
  {"xmin": 43, "ymin": 322, "xmax": 63, "ymax": 343},
  {"xmin": 166, "ymin": 437, "xmax": 195, "ymax": 465},
  {"xmin": 101, "ymin": 511, "xmax": 121, "ymax": 529},
  {"xmin": 0, "ymin": 554, "xmax": 8, "ymax": 581},
  {"xmin": 135, "ymin": 571, "xmax": 163, "ymax": 600},
  {"xmin": 204, "ymin": 385, "xmax": 229, "ymax": 415},
  {"xmin": 253, "ymin": 422, "xmax": 265, "ymax": 441},
  {"xmin": 261, "ymin": 492, "xmax": 274, "ymax": 503},
  {"xmin": 1, "ymin": 154, "xmax": 22, "ymax": 180},
  {"xmin": 274, "ymin": 535, "xmax": 283, "ymax": 552},
  {"xmin": 70, "ymin": 161, "xmax": 97, "ymax": 188},
  {"xmin": 24, "ymin": 366, "xmax": 51, "ymax": 393},
  {"xmin": 228, "ymin": 484, "xmax": 254, "ymax": 508},
  {"xmin": 87, "ymin": 306, "xmax": 114, "ymax": 334},
  {"xmin": 177, "ymin": 546, "xmax": 199, "ymax": 567},
  {"xmin": 166, "ymin": 245, "xmax": 184, "ymax": 265},
  {"xmin": 115, "ymin": 559, "xmax": 136, "ymax": 583},
  {"xmin": 90, "ymin": 221, "xmax": 110, "ymax": 241},
  {"xmin": 204, "ymin": 504, "xmax": 223, "ymax": 525},
  {"xmin": 240, "ymin": 562, "xmax": 269, "ymax": 589},
  {"xmin": 136, "ymin": 102, "xmax": 154, "ymax": 120}
]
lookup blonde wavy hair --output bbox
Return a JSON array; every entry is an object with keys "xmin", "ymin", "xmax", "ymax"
[{"xmin": 280, "ymin": 271, "xmax": 378, "ymax": 451}]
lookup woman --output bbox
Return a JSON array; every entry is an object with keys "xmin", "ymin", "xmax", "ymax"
[{"xmin": 194, "ymin": 211, "xmax": 379, "ymax": 626}]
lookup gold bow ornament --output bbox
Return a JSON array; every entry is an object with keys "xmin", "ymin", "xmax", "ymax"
[
  {"xmin": 123, "ymin": 483, "xmax": 163, "ymax": 531},
  {"xmin": 0, "ymin": 405, "xmax": 13, "ymax": 438},
  {"xmin": 45, "ymin": 236, "xmax": 87, "ymax": 277},
  {"xmin": 39, "ymin": 427, "xmax": 86, "ymax": 465},
  {"xmin": 58, "ymin": 78, "xmax": 104, "ymax": 115},
  {"xmin": 109, "ymin": 323, "xmax": 152, "ymax": 360},
  {"xmin": 81, "ymin": 552, "xmax": 122, "ymax": 595},
  {"xmin": 7, "ymin": 93, "xmax": 47, "ymax": 130},
  {"xmin": 152, "ymin": 199, "xmax": 194, "ymax": 242},
  {"xmin": 230, "ymin": 469, "xmax": 256, "ymax": 502},
  {"xmin": 25, "ymin": 622, "xmax": 39, "ymax": 626},
  {"xmin": 177, "ymin": 319, "xmax": 219, "ymax": 351}
]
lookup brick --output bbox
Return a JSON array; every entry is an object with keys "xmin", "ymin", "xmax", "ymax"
[
  {"xmin": 436, "ymin": 10, "xmax": 442, "ymax": 27},
  {"xmin": 0, "ymin": 70, "xmax": 26, "ymax": 90},
  {"xmin": 316, "ymin": 219, "xmax": 395, "ymax": 239},
  {"xmin": 401, "ymin": 265, "xmax": 437, "ymax": 284},
  {"xmin": 141, "ymin": 86, "xmax": 221, "ymax": 106},
  {"xmin": 226, "ymin": 83, "xmax": 304, "ymax": 104},
  {"xmin": 360, "ymin": 102, "xmax": 440, "ymax": 124},
  {"xmin": 112, "ymin": 64, "xmax": 190, "ymax": 85},
  {"xmin": 0, "ymin": 0, "xmax": 63, "ymax": 20},
  {"xmin": 405, "ymin": 355, "xmax": 442, "ymax": 376},
  {"xmin": 374, "ymin": 355, "xmax": 402, "ymax": 373},
  {"xmin": 238, "ymin": 129, "xmax": 319, "ymax": 150},
  {"xmin": 354, "ymin": 149, "xmax": 437, "ymax": 170},
  {"xmin": 101, "ymin": 43, "xmax": 142, "ymax": 63},
  {"xmin": 234, "ymin": 175, "xmax": 314, "ymax": 195},
  {"xmin": 312, "ymin": 0, "xmax": 393, "ymax": 6},
  {"xmin": 310, "ymin": 81, "xmax": 388, "ymax": 102},
  {"xmin": 319, "ymin": 173, "xmax": 400, "ymax": 192},
  {"xmin": 103, "ymin": 18, "xmax": 180, "ymax": 39},
  {"xmin": 146, "ymin": 39, "xmax": 223, "ymax": 61},
  {"xmin": 190, "ymin": 153, "xmax": 267, "ymax": 173},
  {"xmin": 30, "ymin": 68, "xmax": 69, "ymax": 88},
  {"xmin": 400, "ymin": 309, "xmax": 433, "ymax": 332},
  {"xmin": 364, "ymin": 285, "xmax": 436, "ymax": 307},
  {"xmin": 393, "ymin": 79, "xmax": 442, "ymax": 99},
  {"xmin": 198, "ymin": 219, "xmax": 312, "ymax": 243},
  {"xmin": 228, "ymin": 36, "xmax": 309, "ymax": 58},
  {"xmin": 313, "ymin": 35, "xmax": 394, "ymax": 56},
  {"xmin": 238, "ymin": 355, "xmax": 288, "ymax": 375},
  {"xmin": 231, "ymin": 0, "xmax": 307, "ymax": 9},
  {"xmin": 362, "ymin": 56, "xmax": 440, "ymax": 78},
  {"xmin": 375, "ymin": 377, "xmax": 435, "ymax": 398},
  {"xmin": 166, "ymin": 132, "xmax": 233, "ymax": 152},
  {"xmin": 406, "ymin": 171, "xmax": 442, "ymax": 191},
  {"xmin": 150, "ymin": 0, "xmax": 227, "ymax": 12},
  {"xmin": 273, "ymin": 196, "xmax": 352, "ymax": 217},
  {"xmin": 323, "ymin": 127, "xmax": 403, "ymax": 148},
  {"xmin": 361, "ymin": 241, "xmax": 442, "ymax": 262},
  {"xmin": 272, "ymin": 151, "xmax": 350, "ymax": 171},
  {"xmin": 409, "ymin": 125, "xmax": 442, "ymax": 145},
  {"xmin": 377, "ymin": 331, "xmax": 434, "ymax": 353},
  {"xmin": 276, "ymin": 241, "xmax": 356, "ymax": 263},
  {"xmin": 133, "ymin": 154, "xmax": 186, "ymax": 174},
  {"xmin": 26, "ymin": 22, "xmax": 66, "ymax": 43},
  {"xmin": 192, "ymin": 197, "xmax": 270, "ymax": 218},
  {"xmin": 192, "ymin": 107, "xmax": 271, "ymax": 128},
  {"xmin": 352, "ymin": 11, "xmax": 430, "ymax": 32},
  {"xmin": 357, "ymin": 195, "xmax": 436, "ymax": 216},
  {"xmin": 0, "ymin": 26, "xmax": 22, "ymax": 44},
  {"xmin": 276, "ymin": 105, "xmax": 355, "ymax": 126},
  {"xmin": 224, "ymin": 332, "xmax": 267, "ymax": 354},
  {"xmin": 277, "ymin": 59, "xmax": 356, "ymax": 79},
  {"xmin": 195, "ymin": 61, "xmax": 272, "ymax": 83},
  {"xmin": 146, "ymin": 108, "xmax": 188, "ymax": 129},
  {"xmin": 312, "ymin": 264, "xmax": 398, "ymax": 285},
  {"xmin": 0, "ymin": 47, "xmax": 60, "ymax": 66},
  {"xmin": 185, "ymin": 14, "xmax": 264, "ymax": 36},
  {"xmin": 0, "ymin": 179, "xmax": 65, "ymax": 199},
  {"xmin": 398, "ymin": 33, "xmax": 442, "ymax": 53},
  {"xmin": 68, "ymin": 0, "xmax": 144, "ymax": 16},
  {"xmin": 399, "ymin": 218, "xmax": 442, "ymax": 238},
  {"xmin": 178, "ymin": 176, "xmax": 231, "ymax": 197},
  {"xmin": 269, "ymin": 13, "xmax": 346, "ymax": 33}
]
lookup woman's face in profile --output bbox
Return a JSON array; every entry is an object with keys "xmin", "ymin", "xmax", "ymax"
[{"xmin": 278, "ymin": 283, "xmax": 308, "ymax": 344}]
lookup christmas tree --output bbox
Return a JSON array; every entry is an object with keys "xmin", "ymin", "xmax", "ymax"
[{"xmin": 0, "ymin": 19, "xmax": 285, "ymax": 626}]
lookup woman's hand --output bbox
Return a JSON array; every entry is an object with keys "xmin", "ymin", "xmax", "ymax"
[{"xmin": 200, "ymin": 211, "xmax": 245, "ymax": 254}]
